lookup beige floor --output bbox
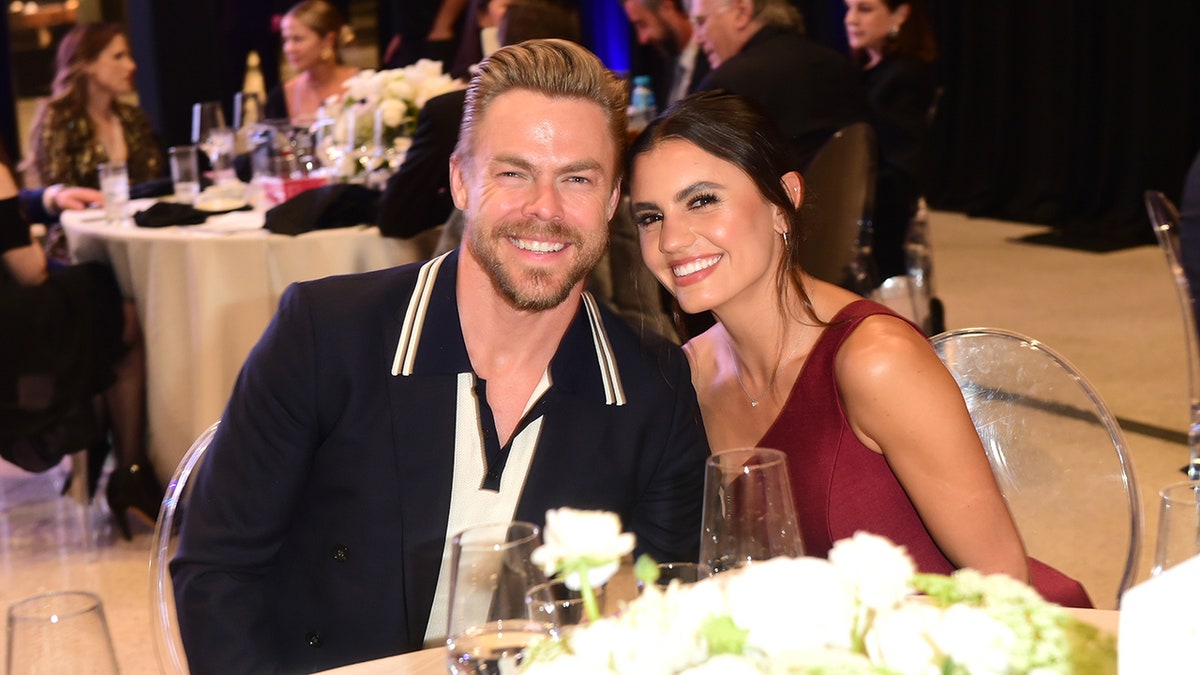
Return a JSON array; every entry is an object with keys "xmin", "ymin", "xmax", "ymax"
[{"xmin": 0, "ymin": 209, "xmax": 1191, "ymax": 672}]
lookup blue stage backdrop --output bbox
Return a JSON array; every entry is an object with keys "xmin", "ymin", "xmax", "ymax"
[{"xmin": 582, "ymin": 0, "xmax": 631, "ymax": 74}]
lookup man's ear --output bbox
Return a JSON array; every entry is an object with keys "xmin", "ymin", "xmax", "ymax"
[{"xmin": 449, "ymin": 155, "xmax": 469, "ymax": 210}]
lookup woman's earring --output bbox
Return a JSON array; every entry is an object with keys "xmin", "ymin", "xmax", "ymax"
[
  {"xmin": 888, "ymin": 25, "xmax": 900, "ymax": 39},
  {"xmin": 322, "ymin": 46, "xmax": 335, "ymax": 62},
  {"xmin": 781, "ymin": 231, "xmax": 789, "ymax": 246}
]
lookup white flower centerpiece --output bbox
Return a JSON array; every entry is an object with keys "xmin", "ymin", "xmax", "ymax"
[
  {"xmin": 532, "ymin": 508, "xmax": 637, "ymax": 622},
  {"xmin": 320, "ymin": 60, "xmax": 465, "ymax": 178},
  {"xmin": 521, "ymin": 523, "xmax": 1116, "ymax": 674}
]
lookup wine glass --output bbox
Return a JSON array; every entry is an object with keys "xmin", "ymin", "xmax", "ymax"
[
  {"xmin": 445, "ymin": 521, "xmax": 553, "ymax": 674},
  {"xmin": 699, "ymin": 447, "xmax": 805, "ymax": 576},
  {"xmin": 6, "ymin": 591, "xmax": 119, "ymax": 674},
  {"xmin": 192, "ymin": 101, "xmax": 235, "ymax": 183},
  {"xmin": 1150, "ymin": 480, "xmax": 1200, "ymax": 576},
  {"xmin": 525, "ymin": 579, "xmax": 606, "ymax": 633}
]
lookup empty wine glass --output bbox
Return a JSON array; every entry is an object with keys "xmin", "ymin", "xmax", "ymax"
[
  {"xmin": 1151, "ymin": 480, "xmax": 1200, "ymax": 576},
  {"xmin": 699, "ymin": 447, "xmax": 805, "ymax": 576},
  {"xmin": 6, "ymin": 591, "xmax": 119, "ymax": 674},
  {"xmin": 192, "ymin": 101, "xmax": 235, "ymax": 183}
]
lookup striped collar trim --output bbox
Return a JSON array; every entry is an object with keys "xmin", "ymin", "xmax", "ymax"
[{"xmin": 390, "ymin": 254, "xmax": 626, "ymax": 407}]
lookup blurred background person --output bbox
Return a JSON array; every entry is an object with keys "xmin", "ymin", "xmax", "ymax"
[
  {"xmin": 377, "ymin": 0, "xmax": 581, "ymax": 239},
  {"xmin": 25, "ymin": 22, "xmax": 163, "ymax": 190},
  {"xmin": 691, "ymin": 0, "xmax": 866, "ymax": 169},
  {"xmin": 381, "ymin": 0, "xmax": 465, "ymax": 69},
  {"xmin": 265, "ymin": 0, "xmax": 360, "ymax": 125},
  {"xmin": 845, "ymin": 0, "xmax": 938, "ymax": 282},
  {"xmin": 0, "ymin": 155, "xmax": 160, "ymax": 542},
  {"xmin": 622, "ymin": 0, "xmax": 709, "ymax": 108},
  {"xmin": 23, "ymin": 22, "xmax": 164, "ymax": 265}
]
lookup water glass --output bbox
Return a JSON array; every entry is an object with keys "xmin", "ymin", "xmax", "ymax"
[
  {"xmin": 525, "ymin": 579, "xmax": 606, "ymax": 632},
  {"xmin": 1151, "ymin": 480, "xmax": 1200, "ymax": 576},
  {"xmin": 699, "ymin": 447, "xmax": 805, "ymax": 576},
  {"xmin": 6, "ymin": 591, "xmax": 119, "ymax": 674},
  {"xmin": 445, "ymin": 521, "xmax": 553, "ymax": 674},
  {"xmin": 635, "ymin": 562, "xmax": 703, "ymax": 594},
  {"xmin": 168, "ymin": 145, "xmax": 201, "ymax": 204},
  {"xmin": 192, "ymin": 101, "xmax": 236, "ymax": 184},
  {"xmin": 96, "ymin": 162, "xmax": 129, "ymax": 226}
]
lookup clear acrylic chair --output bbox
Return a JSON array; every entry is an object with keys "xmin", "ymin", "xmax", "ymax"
[
  {"xmin": 799, "ymin": 122, "xmax": 877, "ymax": 294},
  {"xmin": 931, "ymin": 328, "xmax": 1142, "ymax": 608},
  {"xmin": 1144, "ymin": 190, "xmax": 1200, "ymax": 479},
  {"xmin": 149, "ymin": 421, "xmax": 219, "ymax": 675},
  {"xmin": 0, "ymin": 449, "xmax": 98, "ymax": 555}
]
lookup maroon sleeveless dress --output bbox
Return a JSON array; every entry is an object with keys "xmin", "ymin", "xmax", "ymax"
[{"xmin": 757, "ymin": 300, "xmax": 1092, "ymax": 607}]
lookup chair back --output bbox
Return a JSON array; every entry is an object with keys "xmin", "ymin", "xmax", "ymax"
[
  {"xmin": 149, "ymin": 422, "xmax": 219, "ymax": 675},
  {"xmin": 1144, "ymin": 190, "xmax": 1200, "ymax": 479},
  {"xmin": 799, "ymin": 122, "xmax": 877, "ymax": 293},
  {"xmin": 930, "ymin": 328, "xmax": 1142, "ymax": 608}
]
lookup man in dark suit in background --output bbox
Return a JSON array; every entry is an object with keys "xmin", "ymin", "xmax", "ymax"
[
  {"xmin": 691, "ymin": 0, "xmax": 866, "ymax": 168},
  {"xmin": 376, "ymin": 0, "xmax": 581, "ymax": 238},
  {"xmin": 171, "ymin": 38, "xmax": 707, "ymax": 674},
  {"xmin": 622, "ymin": 0, "xmax": 710, "ymax": 108}
]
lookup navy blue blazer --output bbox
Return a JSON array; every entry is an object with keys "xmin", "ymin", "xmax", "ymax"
[{"xmin": 171, "ymin": 250, "xmax": 709, "ymax": 674}]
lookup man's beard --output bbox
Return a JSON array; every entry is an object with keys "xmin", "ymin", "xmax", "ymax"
[{"xmin": 467, "ymin": 218, "xmax": 608, "ymax": 311}]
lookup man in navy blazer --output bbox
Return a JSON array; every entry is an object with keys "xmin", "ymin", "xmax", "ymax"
[{"xmin": 171, "ymin": 39, "xmax": 709, "ymax": 674}]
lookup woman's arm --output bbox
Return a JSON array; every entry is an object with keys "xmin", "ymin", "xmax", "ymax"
[
  {"xmin": 835, "ymin": 314, "xmax": 1029, "ymax": 581},
  {"xmin": 0, "ymin": 163, "xmax": 48, "ymax": 286}
]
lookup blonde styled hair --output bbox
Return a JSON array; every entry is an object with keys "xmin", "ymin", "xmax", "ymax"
[
  {"xmin": 284, "ymin": 0, "xmax": 354, "ymax": 61},
  {"xmin": 454, "ymin": 39, "xmax": 628, "ymax": 173}
]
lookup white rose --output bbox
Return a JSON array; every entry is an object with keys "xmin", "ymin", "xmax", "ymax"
[
  {"xmin": 865, "ymin": 603, "xmax": 943, "ymax": 674},
  {"xmin": 342, "ymin": 69, "xmax": 376, "ymax": 101},
  {"xmin": 929, "ymin": 604, "xmax": 1016, "ymax": 675},
  {"xmin": 829, "ymin": 531, "xmax": 915, "ymax": 612},
  {"xmin": 723, "ymin": 557, "xmax": 855, "ymax": 656},
  {"xmin": 531, "ymin": 508, "xmax": 635, "ymax": 588},
  {"xmin": 679, "ymin": 654, "xmax": 762, "ymax": 675},
  {"xmin": 385, "ymin": 77, "xmax": 415, "ymax": 103},
  {"xmin": 378, "ymin": 98, "xmax": 407, "ymax": 129}
]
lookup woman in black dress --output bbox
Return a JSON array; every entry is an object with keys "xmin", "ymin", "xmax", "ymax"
[
  {"xmin": 0, "ymin": 157, "xmax": 160, "ymax": 539},
  {"xmin": 844, "ymin": 0, "xmax": 938, "ymax": 282}
]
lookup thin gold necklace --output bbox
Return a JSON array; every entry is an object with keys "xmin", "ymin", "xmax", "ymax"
[{"xmin": 729, "ymin": 327, "xmax": 806, "ymax": 408}]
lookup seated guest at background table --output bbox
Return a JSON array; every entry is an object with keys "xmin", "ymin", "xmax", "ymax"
[
  {"xmin": 376, "ymin": 0, "xmax": 581, "ymax": 239},
  {"xmin": 690, "ymin": 0, "xmax": 867, "ymax": 169},
  {"xmin": 264, "ymin": 0, "xmax": 359, "ymax": 125},
  {"xmin": 627, "ymin": 92, "xmax": 1092, "ymax": 607},
  {"xmin": 0, "ymin": 158, "xmax": 161, "ymax": 542},
  {"xmin": 172, "ymin": 39, "xmax": 708, "ymax": 673},
  {"xmin": 845, "ymin": 0, "xmax": 938, "ymax": 281},
  {"xmin": 622, "ymin": 0, "xmax": 709, "ymax": 108},
  {"xmin": 25, "ymin": 22, "xmax": 164, "ymax": 264}
]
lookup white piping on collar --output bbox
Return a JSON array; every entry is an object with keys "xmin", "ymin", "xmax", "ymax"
[
  {"xmin": 390, "ymin": 258, "xmax": 626, "ymax": 407},
  {"xmin": 582, "ymin": 291, "xmax": 626, "ymax": 406},
  {"xmin": 391, "ymin": 252, "xmax": 450, "ymax": 376}
]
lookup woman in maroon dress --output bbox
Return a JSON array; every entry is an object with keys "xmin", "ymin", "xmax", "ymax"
[{"xmin": 628, "ymin": 91, "xmax": 1090, "ymax": 607}]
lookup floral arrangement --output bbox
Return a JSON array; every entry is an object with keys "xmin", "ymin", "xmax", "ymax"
[
  {"xmin": 532, "ymin": 508, "xmax": 637, "ymax": 622},
  {"xmin": 322, "ymin": 60, "xmax": 464, "ymax": 175},
  {"xmin": 521, "ymin": 524, "xmax": 1116, "ymax": 674}
]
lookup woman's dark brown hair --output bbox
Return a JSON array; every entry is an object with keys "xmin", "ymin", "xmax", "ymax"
[{"xmin": 628, "ymin": 91, "xmax": 821, "ymax": 334}]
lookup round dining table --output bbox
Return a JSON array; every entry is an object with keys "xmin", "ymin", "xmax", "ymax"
[{"xmin": 61, "ymin": 201, "xmax": 441, "ymax": 482}]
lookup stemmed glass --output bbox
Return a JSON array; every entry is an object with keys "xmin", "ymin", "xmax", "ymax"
[
  {"xmin": 1150, "ymin": 480, "xmax": 1200, "ymax": 576},
  {"xmin": 445, "ymin": 521, "xmax": 553, "ymax": 674},
  {"xmin": 192, "ymin": 101, "xmax": 235, "ymax": 184},
  {"xmin": 6, "ymin": 591, "xmax": 119, "ymax": 674},
  {"xmin": 699, "ymin": 447, "xmax": 805, "ymax": 576}
]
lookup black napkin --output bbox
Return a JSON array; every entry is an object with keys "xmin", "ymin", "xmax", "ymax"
[
  {"xmin": 133, "ymin": 201, "xmax": 251, "ymax": 228},
  {"xmin": 264, "ymin": 184, "xmax": 381, "ymax": 235},
  {"xmin": 130, "ymin": 177, "xmax": 176, "ymax": 200}
]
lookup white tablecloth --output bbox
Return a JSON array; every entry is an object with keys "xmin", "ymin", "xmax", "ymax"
[{"xmin": 61, "ymin": 203, "xmax": 439, "ymax": 480}]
